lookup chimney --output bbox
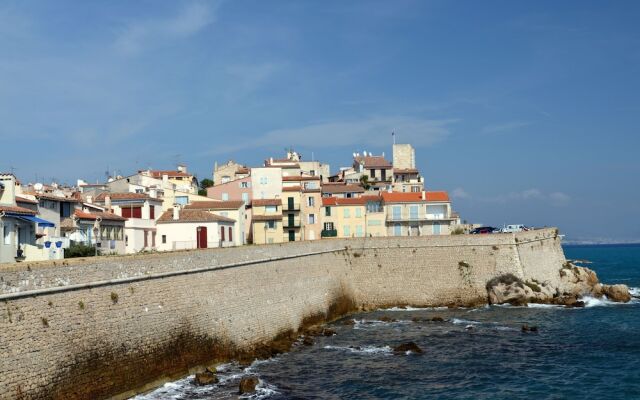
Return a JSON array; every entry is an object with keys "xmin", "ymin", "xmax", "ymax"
[
  {"xmin": 104, "ymin": 195, "xmax": 112, "ymax": 212},
  {"xmin": 421, "ymin": 190, "xmax": 426, "ymax": 201},
  {"xmin": 172, "ymin": 206, "xmax": 180, "ymax": 220},
  {"xmin": 162, "ymin": 174, "xmax": 169, "ymax": 186},
  {"xmin": 87, "ymin": 195, "xmax": 93, "ymax": 203},
  {"xmin": 177, "ymin": 164, "xmax": 187, "ymax": 173}
]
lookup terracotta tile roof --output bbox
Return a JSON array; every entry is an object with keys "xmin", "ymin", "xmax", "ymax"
[
  {"xmin": 321, "ymin": 184, "xmax": 365, "ymax": 194},
  {"xmin": 94, "ymin": 192, "xmax": 150, "ymax": 201},
  {"xmin": 282, "ymin": 176, "xmax": 321, "ymax": 181},
  {"xmin": 35, "ymin": 193, "xmax": 79, "ymax": 202},
  {"xmin": 15, "ymin": 196, "xmax": 38, "ymax": 204},
  {"xmin": 145, "ymin": 170, "xmax": 192, "ymax": 178},
  {"xmin": 381, "ymin": 191, "xmax": 449, "ymax": 203},
  {"xmin": 251, "ymin": 199, "xmax": 282, "ymax": 207},
  {"xmin": 355, "ymin": 155, "xmax": 392, "ymax": 169},
  {"xmin": 74, "ymin": 210, "xmax": 127, "ymax": 221},
  {"xmin": 252, "ymin": 215, "xmax": 282, "ymax": 222},
  {"xmin": 156, "ymin": 209, "xmax": 235, "ymax": 224},
  {"xmin": 322, "ymin": 195, "xmax": 381, "ymax": 206},
  {"xmin": 185, "ymin": 200, "xmax": 245, "ymax": 210},
  {"xmin": 236, "ymin": 167, "xmax": 250, "ymax": 174},
  {"xmin": 283, "ymin": 186, "xmax": 301, "ymax": 192},
  {"xmin": 0, "ymin": 205, "xmax": 37, "ymax": 215}
]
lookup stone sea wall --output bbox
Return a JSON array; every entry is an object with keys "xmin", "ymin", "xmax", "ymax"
[{"xmin": 0, "ymin": 228, "xmax": 564, "ymax": 399}]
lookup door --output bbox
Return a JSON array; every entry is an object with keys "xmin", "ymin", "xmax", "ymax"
[
  {"xmin": 288, "ymin": 230, "xmax": 295, "ymax": 242},
  {"xmin": 288, "ymin": 213, "xmax": 294, "ymax": 227},
  {"xmin": 196, "ymin": 226, "xmax": 207, "ymax": 248},
  {"xmin": 288, "ymin": 197, "xmax": 294, "ymax": 210},
  {"xmin": 433, "ymin": 222, "xmax": 441, "ymax": 235}
]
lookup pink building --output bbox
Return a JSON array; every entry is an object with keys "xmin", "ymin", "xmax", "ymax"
[{"xmin": 206, "ymin": 176, "xmax": 252, "ymax": 204}]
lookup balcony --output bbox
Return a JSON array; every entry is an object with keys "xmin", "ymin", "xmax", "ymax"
[
  {"xmin": 386, "ymin": 214, "xmax": 425, "ymax": 222},
  {"xmin": 282, "ymin": 203, "xmax": 300, "ymax": 211},
  {"xmin": 321, "ymin": 229, "xmax": 337, "ymax": 237},
  {"xmin": 283, "ymin": 218, "xmax": 301, "ymax": 228}
]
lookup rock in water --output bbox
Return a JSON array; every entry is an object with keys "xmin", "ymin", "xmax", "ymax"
[
  {"xmin": 194, "ymin": 371, "xmax": 218, "ymax": 386},
  {"xmin": 302, "ymin": 336, "xmax": 314, "ymax": 346},
  {"xmin": 323, "ymin": 328, "xmax": 336, "ymax": 336},
  {"xmin": 393, "ymin": 342, "xmax": 423, "ymax": 354},
  {"xmin": 430, "ymin": 316, "xmax": 445, "ymax": 322},
  {"xmin": 601, "ymin": 284, "xmax": 631, "ymax": 303},
  {"xmin": 239, "ymin": 376, "xmax": 259, "ymax": 394}
]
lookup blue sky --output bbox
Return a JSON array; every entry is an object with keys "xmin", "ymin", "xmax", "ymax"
[{"xmin": 1, "ymin": 1, "xmax": 639, "ymax": 242}]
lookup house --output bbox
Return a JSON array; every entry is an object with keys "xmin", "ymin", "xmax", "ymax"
[
  {"xmin": 140, "ymin": 164, "xmax": 198, "ymax": 194},
  {"xmin": 250, "ymin": 199, "xmax": 283, "ymax": 245},
  {"xmin": 156, "ymin": 207, "xmax": 235, "ymax": 251},
  {"xmin": 281, "ymin": 176, "xmax": 322, "ymax": 241},
  {"xmin": 251, "ymin": 167, "xmax": 282, "ymax": 200},
  {"xmin": 1, "ymin": 174, "xmax": 61, "ymax": 263},
  {"xmin": 184, "ymin": 200, "xmax": 246, "ymax": 246},
  {"xmin": 321, "ymin": 183, "xmax": 364, "ymax": 199},
  {"xmin": 93, "ymin": 192, "xmax": 163, "ymax": 253},
  {"xmin": 207, "ymin": 176, "xmax": 252, "ymax": 205},
  {"xmin": 212, "ymin": 160, "xmax": 250, "ymax": 185},
  {"xmin": 392, "ymin": 144, "xmax": 424, "ymax": 193},
  {"xmin": 320, "ymin": 195, "xmax": 386, "ymax": 239},
  {"xmin": 381, "ymin": 191, "xmax": 454, "ymax": 236},
  {"xmin": 353, "ymin": 152, "xmax": 393, "ymax": 182},
  {"xmin": 63, "ymin": 207, "xmax": 127, "ymax": 255}
]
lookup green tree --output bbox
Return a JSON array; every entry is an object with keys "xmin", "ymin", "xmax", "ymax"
[
  {"xmin": 359, "ymin": 175, "xmax": 371, "ymax": 190},
  {"xmin": 198, "ymin": 178, "xmax": 214, "ymax": 196}
]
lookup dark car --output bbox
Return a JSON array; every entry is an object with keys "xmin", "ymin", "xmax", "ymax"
[{"xmin": 470, "ymin": 226, "xmax": 497, "ymax": 234}]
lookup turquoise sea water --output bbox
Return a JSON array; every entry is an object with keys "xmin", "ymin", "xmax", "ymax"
[{"xmin": 137, "ymin": 244, "xmax": 640, "ymax": 399}]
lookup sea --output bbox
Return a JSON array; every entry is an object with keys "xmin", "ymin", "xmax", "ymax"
[{"xmin": 135, "ymin": 244, "xmax": 640, "ymax": 400}]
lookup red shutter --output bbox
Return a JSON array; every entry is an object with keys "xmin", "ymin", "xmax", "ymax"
[
  {"xmin": 132, "ymin": 207, "xmax": 142, "ymax": 219},
  {"xmin": 228, "ymin": 227, "xmax": 232, "ymax": 242},
  {"xmin": 149, "ymin": 205, "xmax": 155, "ymax": 220},
  {"xmin": 221, "ymin": 226, "xmax": 225, "ymax": 241},
  {"xmin": 122, "ymin": 207, "xmax": 132, "ymax": 218}
]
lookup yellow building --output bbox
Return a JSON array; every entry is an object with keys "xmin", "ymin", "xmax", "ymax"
[
  {"xmin": 320, "ymin": 195, "xmax": 386, "ymax": 238},
  {"xmin": 250, "ymin": 199, "xmax": 283, "ymax": 245},
  {"xmin": 282, "ymin": 176, "xmax": 322, "ymax": 241}
]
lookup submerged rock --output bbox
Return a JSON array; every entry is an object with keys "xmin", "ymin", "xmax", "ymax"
[
  {"xmin": 521, "ymin": 324, "xmax": 539, "ymax": 332},
  {"xmin": 342, "ymin": 319, "xmax": 356, "ymax": 326},
  {"xmin": 393, "ymin": 342, "xmax": 423, "ymax": 354},
  {"xmin": 194, "ymin": 371, "xmax": 218, "ymax": 386},
  {"xmin": 378, "ymin": 316, "xmax": 397, "ymax": 323},
  {"xmin": 323, "ymin": 328, "xmax": 337, "ymax": 337},
  {"xmin": 239, "ymin": 376, "xmax": 259, "ymax": 394},
  {"xmin": 601, "ymin": 284, "xmax": 631, "ymax": 303},
  {"xmin": 302, "ymin": 336, "xmax": 314, "ymax": 346},
  {"xmin": 430, "ymin": 316, "xmax": 445, "ymax": 322}
]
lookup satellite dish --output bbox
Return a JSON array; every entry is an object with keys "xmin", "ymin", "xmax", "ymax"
[{"xmin": 34, "ymin": 183, "xmax": 43, "ymax": 191}]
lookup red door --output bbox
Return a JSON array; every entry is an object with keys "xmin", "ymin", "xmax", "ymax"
[{"xmin": 197, "ymin": 226, "xmax": 207, "ymax": 249}]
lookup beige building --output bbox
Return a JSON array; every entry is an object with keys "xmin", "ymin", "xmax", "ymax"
[
  {"xmin": 212, "ymin": 160, "xmax": 250, "ymax": 186},
  {"xmin": 251, "ymin": 167, "xmax": 283, "ymax": 201},
  {"xmin": 250, "ymin": 199, "xmax": 283, "ymax": 245},
  {"xmin": 382, "ymin": 191, "xmax": 454, "ymax": 236},
  {"xmin": 320, "ymin": 195, "xmax": 385, "ymax": 239},
  {"xmin": 391, "ymin": 144, "xmax": 424, "ymax": 193}
]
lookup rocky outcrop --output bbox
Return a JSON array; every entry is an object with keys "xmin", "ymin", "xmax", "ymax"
[
  {"xmin": 194, "ymin": 370, "xmax": 218, "ymax": 386},
  {"xmin": 393, "ymin": 342, "xmax": 423, "ymax": 354},
  {"xmin": 239, "ymin": 376, "xmax": 259, "ymax": 394},
  {"xmin": 487, "ymin": 263, "xmax": 631, "ymax": 306}
]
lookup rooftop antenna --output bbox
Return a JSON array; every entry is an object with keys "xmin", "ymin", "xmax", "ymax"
[{"xmin": 392, "ymin": 131, "xmax": 396, "ymax": 145}]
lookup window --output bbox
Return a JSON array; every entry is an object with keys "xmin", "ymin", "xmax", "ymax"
[
  {"xmin": 3, "ymin": 224, "xmax": 10, "ymax": 245},
  {"xmin": 240, "ymin": 181, "xmax": 249, "ymax": 188},
  {"xmin": 310, "ymin": 170, "xmax": 316, "ymax": 176},
  {"xmin": 324, "ymin": 222, "xmax": 334, "ymax": 231},
  {"xmin": 265, "ymin": 205, "xmax": 277, "ymax": 213},
  {"xmin": 308, "ymin": 214, "xmax": 315, "ymax": 224},
  {"xmin": 343, "ymin": 208, "xmax": 350, "ymax": 218},
  {"xmin": 122, "ymin": 206, "xmax": 142, "ymax": 219},
  {"xmin": 355, "ymin": 208, "xmax": 362, "ymax": 218},
  {"xmin": 135, "ymin": 188, "xmax": 144, "ymax": 194},
  {"xmin": 394, "ymin": 224, "xmax": 402, "ymax": 236},
  {"xmin": 260, "ymin": 177, "xmax": 268, "ymax": 185},
  {"xmin": 343, "ymin": 225, "xmax": 351, "ymax": 237},
  {"xmin": 267, "ymin": 221, "xmax": 276, "ymax": 229},
  {"xmin": 392, "ymin": 205, "xmax": 402, "ymax": 220},
  {"xmin": 162, "ymin": 235, "xmax": 167, "ymax": 244},
  {"xmin": 242, "ymin": 193, "xmax": 249, "ymax": 203},
  {"xmin": 221, "ymin": 226, "xmax": 225, "ymax": 241},
  {"xmin": 60, "ymin": 202, "xmax": 72, "ymax": 218},
  {"xmin": 366, "ymin": 201, "xmax": 382, "ymax": 213},
  {"xmin": 222, "ymin": 193, "xmax": 229, "ymax": 201},
  {"xmin": 325, "ymin": 207, "xmax": 331, "ymax": 216},
  {"xmin": 149, "ymin": 205, "xmax": 155, "ymax": 220},
  {"xmin": 307, "ymin": 197, "xmax": 315, "ymax": 207},
  {"xmin": 175, "ymin": 196, "xmax": 188, "ymax": 205},
  {"xmin": 356, "ymin": 225, "xmax": 363, "ymax": 237},
  {"xmin": 409, "ymin": 205, "xmax": 419, "ymax": 220}
]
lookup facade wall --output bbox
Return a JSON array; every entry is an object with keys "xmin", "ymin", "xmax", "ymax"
[
  {"xmin": 0, "ymin": 229, "xmax": 565, "ymax": 400},
  {"xmin": 207, "ymin": 176, "xmax": 252, "ymax": 204},
  {"xmin": 250, "ymin": 168, "xmax": 282, "ymax": 200},
  {"xmin": 156, "ymin": 221, "xmax": 233, "ymax": 251},
  {"xmin": 392, "ymin": 144, "xmax": 416, "ymax": 170}
]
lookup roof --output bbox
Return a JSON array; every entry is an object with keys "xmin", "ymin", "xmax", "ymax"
[
  {"xmin": 283, "ymin": 186, "xmax": 301, "ymax": 192},
  {"xmin": 381, "ymin": 191, "xmax": 450, "ymax": 203},
  {"xmin": 74, "ymin": 210, "xmax": 127, "ymax": 221},
  {"xmin": 322, "ymin": 195, "xmax": 381, "ymax": 207},
  {"xmin": 145, "ymin": 170, "xmax": 193, "ymax": 178},
  {"xmin": 354, "ymin": 155, "xmax": 392, "ymax": 169},
  {"xmin": 282, "ymin": 176, "xmax": 321, "ymax": 181},
  {"xmin": 35, "ymin": 193, "xmax": 79, "ymax": 202},
  {"xmin": 156, "ymin": 209, "xmax": 235, "ymax": 224},
  {"xmin": 251, "ymin": 199, "xmax": 282, "ymax": 207},
  {"xmin": 94, "ymin": 192, "xmax": 150, "ymax": 202},
  {"xmin": 252, "ymin": 215, "xmax": 282, "ymax": 222},
  {"xmin": 321, "ymin": 184, "xmax": 365, "ymax": 194},
  {"xmin": 15, "ymin": 196, "xmax": 38, "ymax": 204},
  {"xmin": 0, "ymin": 205, "xmax": 37, "ymax": 215},
  {"xmin": 236, "ymin": 167, "xmax": 250, "ymax": 174},
  {"xmin": 185, "ymin": 200, "xmax": 244, "ymax": 210},
  {"xmin": 393, "ymin": 168, "xmax": 419, "ymax": 174}
]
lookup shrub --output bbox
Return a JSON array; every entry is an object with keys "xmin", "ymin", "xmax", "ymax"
[
  {"xmin": 41, "ymin": 317, "xmax": 49, "ymax": 327},
  {"xmin": 64, "ymin": 243, "xmax": 98, "ymax": 258},
  {"xmin": 451, "ymin": 227, "xmax": 465, "ymax": 235},
  {"xmin": 110, "ymin": 292, "xmax": 119, "ymax": 304},
  {"xmin": 524, "ymin": 281, "xmax": 542, "ymax": 293},
  {"xmin": 486, "ymin": 273, "xmax": 524, "ymax": 291},
  {"xmin": 78, "ymin": 301, "xmax": 85, "ymax": 310}
]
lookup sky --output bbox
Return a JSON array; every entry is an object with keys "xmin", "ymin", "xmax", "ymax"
[{"xmin": 1, "ymin": 0, "xmax": 639, "ymax": 242}]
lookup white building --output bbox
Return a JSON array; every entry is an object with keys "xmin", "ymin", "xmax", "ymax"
[{"xmin": 156, "ymin": 208, "xmax": 235, "ymax": 251}]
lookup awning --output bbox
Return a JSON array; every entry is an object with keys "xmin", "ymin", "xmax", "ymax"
[{"xmin": 14, "ymin": 215, "xmax": 56, "ymax": 228}]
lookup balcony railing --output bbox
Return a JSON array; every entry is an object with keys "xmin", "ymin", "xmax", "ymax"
[
  {"xmin": 283, "ymin": 203, "xmax": 301, "ymax": 211},
  {"xmin": 321, "ymin": 229, "xmax": 337, "ymax": 237},
  {"xmin": 386, "ymin": 214, "xmax": 452, "ymax": 222},
  {"xmin": 283, "ymin": 218, "xmax": 301, "ymax": 228}
]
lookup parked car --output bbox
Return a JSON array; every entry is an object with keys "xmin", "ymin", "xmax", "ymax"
[
  {"xmin": 470, "ymin": 226, "xmax": 497, "ymax": 234},
  {"xmin": 500, "ymin": 224, "xmax": 528, "ymax": 233}
]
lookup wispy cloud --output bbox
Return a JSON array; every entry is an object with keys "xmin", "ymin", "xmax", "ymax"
[
  {"xmin": 114, "ymin": 2, "xmax": 218, "ymax": 55},
  {"xmin": 224, "ymin": 62, "xmax": 285, "ymax": 100},
  {"xmin": 205, "ymin": 116, "xmax": 457, "ymax": 155},
  {"xmin": 481, "ymin": 121, "xmax": 531, "ymax": 135},
  {"xmin": 451, "ymin": 187, "xmax": 470, "ymax": 199},
  {"xmin": 480, "ymin": 188, "xmax": 570, "ymax": 207}
]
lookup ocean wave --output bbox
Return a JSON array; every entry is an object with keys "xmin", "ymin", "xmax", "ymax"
[
  {"xmin": 352, "ymin": 319, "xmax": 411, "ymax": 329},
  {"xmin": 629, "ymin": 287, "xmax": 640, "ymax": 298},
  {"xmin": 582, "ymin": 296, "xmax": 623, "ymax": 307},
  {"xmin": 526, "ymin": 303, "xmax": 564, "ymax": 309},
  {"xmin": 240, "ymin": 378, "xmax": 279, "ymax": 399},
  {"xmin": 383, "ymin": 306, "xmax": 449, "ymax": 311},
  {"xmin": 451, "ymin": 318, "xmax": 481, "ymax": 325},
  {"xmin": 323, "ymin": 345, "xmax": 392, "ymax": 355}
]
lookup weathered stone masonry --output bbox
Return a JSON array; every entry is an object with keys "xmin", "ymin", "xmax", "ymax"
[{"xmin": 0, "ymin": 228, "xmax": 565, "ymax": 399}]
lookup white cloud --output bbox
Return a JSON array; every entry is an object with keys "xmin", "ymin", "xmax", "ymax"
[
  {"xmin": 481, "ymin": 121, "xmax": 530, "ymax": 135},
  {"xmin": 206, "ymin": 116, "xmax": 457, "ymax": 155},
  {"xmin": 481, "ymin": 188, "xmax": 570, "ymax": 207},
  {"xmin": 451, "ymin": 187, "xmax": 470, "ymax": 199},
  {"xmin": 114, "ymin": 2, "xmax": 218, "ymax": 55}
]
